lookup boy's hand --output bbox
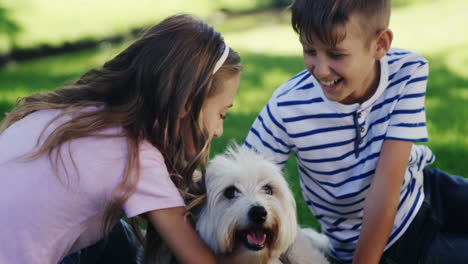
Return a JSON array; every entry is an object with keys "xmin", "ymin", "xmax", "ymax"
[{"xmin": 352, "ymin": 139, "xmax": 412, "ymax": 264}]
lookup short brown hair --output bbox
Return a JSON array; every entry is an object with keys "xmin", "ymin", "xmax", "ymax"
[{"xmin": 291, "ymin": 0, "xmax": 391, "ymax": 46}]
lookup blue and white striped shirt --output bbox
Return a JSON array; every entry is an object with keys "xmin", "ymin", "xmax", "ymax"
[{"xmin": 244, "ymin": 48, "xmax": 435, "ymax": 262}]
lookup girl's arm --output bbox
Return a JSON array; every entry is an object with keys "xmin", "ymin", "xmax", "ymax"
[
  {"xmin": 352, "ymin": 139, "xmax": 413, "ymax": 264},
  {"xmin": 147, "ymin": 206, "xmax": 217, "ymax": 264}
]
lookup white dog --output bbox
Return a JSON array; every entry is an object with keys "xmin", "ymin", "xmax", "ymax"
[{"xmin": 196, "ymin": 145, "xmax": 330, "ymax": 264}]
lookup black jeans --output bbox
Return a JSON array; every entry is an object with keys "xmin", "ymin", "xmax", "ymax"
[
  {"xmin": 60, "ymin": 220, "xmax": 141, "ymax": 264},
  {"xmin": 380, "ymin": 168, "xmax": 468, "ymax": 264}
]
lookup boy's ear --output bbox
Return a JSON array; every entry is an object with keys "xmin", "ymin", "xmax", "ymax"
[{"xmin": 374, "ymin": 28, "xmax": 393, "ymax": 60}]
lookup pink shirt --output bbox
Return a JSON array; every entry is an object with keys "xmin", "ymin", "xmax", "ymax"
[{"xmin": 0, "ymin": 109, "xmax": 185, "ymax": 263}]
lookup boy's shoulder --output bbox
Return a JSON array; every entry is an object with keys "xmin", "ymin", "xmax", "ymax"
[
  {"xmin": 271, "ymin": 70, "xmax": 318, "ymax": 101},
  {"xmin": 385, "ymin": 47, "xmax": 428, "ymax": 68},
  {"xmin": 383, "ymin": 47, "xmax": 429, "ymax": 83}
]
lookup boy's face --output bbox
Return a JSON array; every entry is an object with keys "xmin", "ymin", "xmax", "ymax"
[{"xmin": 301, "ymin": 13, "xmax": 380, "ymax": 105}]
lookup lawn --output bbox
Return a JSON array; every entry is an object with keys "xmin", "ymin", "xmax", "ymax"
[{"xmin": 1, "ymin": 0, "xmax": 467, "ymax": 229}]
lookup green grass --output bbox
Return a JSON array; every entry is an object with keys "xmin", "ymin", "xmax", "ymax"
[{"xmin": 1, "ymin": 0, "xmax": 467, "ymax": 229}]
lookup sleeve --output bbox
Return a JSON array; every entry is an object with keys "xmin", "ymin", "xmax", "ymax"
[
  {"xmin": 243, "ymin": 97, "xmax": 292, "ymax": 168},
  {"xmin": 123, "ymin": 142, "xmax": 185, "ymax": 218},
  {"xmin": 385, "ymin": 59, "xmax": 429, "ymax": 142}
]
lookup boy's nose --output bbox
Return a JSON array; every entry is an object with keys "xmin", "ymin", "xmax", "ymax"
[{"xmin": 312, "ymin": 57, "xmax": 330, "ymax": 79}]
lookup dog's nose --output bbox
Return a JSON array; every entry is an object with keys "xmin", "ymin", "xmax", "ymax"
[{"xmin": 248, "ymin": 206, "xmax": 267, "ymax": 224}]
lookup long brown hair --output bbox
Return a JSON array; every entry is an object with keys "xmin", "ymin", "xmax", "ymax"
[{"xmin": 0, "ymin": 14, "xmax": 242, "ymax": 259}]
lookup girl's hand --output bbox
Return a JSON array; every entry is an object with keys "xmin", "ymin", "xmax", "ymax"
[{"xmin": 147, "ymin": 207, "xmax": 217, "ymax": 264}]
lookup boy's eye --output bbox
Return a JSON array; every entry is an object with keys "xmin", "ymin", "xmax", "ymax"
[
  {"xmin": 224, "ymin": 186, "xmax": 239, "ymax": 199},
  {"xmin": 303, "ymin": 49, "xmax": 317, "ymax": 56},
  {"xmin": 328, "ymin": 52, "xmax": 344, "ymax": 59}
]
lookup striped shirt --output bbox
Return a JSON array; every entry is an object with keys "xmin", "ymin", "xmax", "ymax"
[{"xmin": 244, "ymin": 48, "xmax": 435, "ymax": 262}]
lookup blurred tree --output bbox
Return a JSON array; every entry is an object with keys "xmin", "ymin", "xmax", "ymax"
[
  {"xmin": 267, "ymin": 0, "xmax": 290, "ymax": 8},
  {"xmin": 0, "ymin": 6, "xmax": 20, "ymax": 46}
]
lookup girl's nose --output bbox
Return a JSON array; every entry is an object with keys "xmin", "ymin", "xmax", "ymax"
[{"xmin": 213, "ymin": 124, "xmax": 223, "ymax": 138}]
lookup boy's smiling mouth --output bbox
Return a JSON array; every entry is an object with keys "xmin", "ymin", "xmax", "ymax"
[{"xmin": 319, "ymin": 77, "xmax": 344, "ymax": 91}]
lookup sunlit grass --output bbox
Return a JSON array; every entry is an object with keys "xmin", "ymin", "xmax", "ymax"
[
  {"xmin": 213, "ymin": 9, "xmax": 303, "ymax": 56},
  {"xmin": 444, "ymin": 46, "xmax": 468, "ymax": 79},
  {"xmin": 0, "ymin": 0, "xmax": 287, "ymax": 53},
  {"xmin": 391, "ymin": 0, "xmax": 468, "ymax": 54},
  {"xmin": 0, "ymin": 0, "xmax": 222, "ymax": 53}
]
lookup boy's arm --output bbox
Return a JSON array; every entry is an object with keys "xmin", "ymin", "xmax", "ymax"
[
  {"xmin": 244, "ymin": 99, "xmax": 292, "ymax": 167},
  {"xmin": 352, "ymin": 139, "xmax": 412, "ymax": 264},
  {"xmin": 147, "ymin": 207, "xmax": 217, "ymax": 264}
]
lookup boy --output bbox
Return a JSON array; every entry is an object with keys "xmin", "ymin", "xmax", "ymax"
[{"xmin": 244, "ymin": 0, "xmax": 468, "ymax": 263}]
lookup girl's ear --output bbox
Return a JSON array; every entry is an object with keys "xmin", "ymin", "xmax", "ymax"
[{"xmin": 374, "ymin": 28, "xmax": 393, "ymax": 60}]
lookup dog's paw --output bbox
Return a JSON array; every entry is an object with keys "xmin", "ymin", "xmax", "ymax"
[
  {"xmin": 282, "ymin": 227, "xmax": 330, "ymax": 264},
  {"xmin": 300, "ymin": 228, "xmax": 330, "ymax": 254}
]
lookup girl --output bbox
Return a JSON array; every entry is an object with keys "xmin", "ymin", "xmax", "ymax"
[{"xmin": 0, "ymin": 14, "xmax": 242, "ymax": 264}]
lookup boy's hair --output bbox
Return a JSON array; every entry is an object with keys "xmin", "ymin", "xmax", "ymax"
[{"xmin": 291, "ymin": 0, "xmax": 391, "ymax": 47}]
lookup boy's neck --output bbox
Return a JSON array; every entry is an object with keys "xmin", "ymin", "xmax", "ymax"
[{"xmin": 358, "ymin": 60, "xmax": 381, "ymax": 104}]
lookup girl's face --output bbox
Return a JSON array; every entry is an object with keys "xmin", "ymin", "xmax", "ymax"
[
  {"xmin": 184, "ymin": 73, "xmax": 240, "ymax": 158},
  {"xmin": 201, "ymin": 73, "xmax": 240, "ymax": 139}
]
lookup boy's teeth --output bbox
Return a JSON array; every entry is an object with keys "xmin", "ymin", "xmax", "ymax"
[{"xmin": 321, "ymin": 79, "xmax": 340, "ymax": 86}]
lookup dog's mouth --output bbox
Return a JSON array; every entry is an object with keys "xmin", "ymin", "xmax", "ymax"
[{"xmin": 237, "ymin": 228, "xmax": 271, "ymax": 251}]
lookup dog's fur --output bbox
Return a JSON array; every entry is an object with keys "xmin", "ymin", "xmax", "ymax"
[{"xmin": 195, "ymin": 145, "xmax": 330, "ymax": 264}]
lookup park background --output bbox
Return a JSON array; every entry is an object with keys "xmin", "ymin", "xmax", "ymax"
[{"xmin": 0, "ymin": 0, "xmax": 467, "ymax": 229}]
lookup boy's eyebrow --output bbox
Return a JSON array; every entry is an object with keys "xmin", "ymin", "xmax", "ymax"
[
  {"xmin": 329, "ymin": 46, "xmax": 347, "ymax": 52},
  {"xmin": 300, "ymin": 40, "xmax": 345, "ymax": 52}
]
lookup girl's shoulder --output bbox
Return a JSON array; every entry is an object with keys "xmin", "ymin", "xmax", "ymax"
[{"xmin": 138, "ymin": 140, "xmax": 167, "ymax": 171}]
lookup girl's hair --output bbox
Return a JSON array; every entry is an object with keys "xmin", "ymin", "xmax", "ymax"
[
  {"xmin": 291, "ymin": 0, "xmax": 392, "ymax": 47},
  {"xmin": 0, "ymin": 14, "xmax": 242, "ymax": 260}
]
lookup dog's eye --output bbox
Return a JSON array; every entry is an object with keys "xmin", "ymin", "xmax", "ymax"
[
  {"xmin": 263, "ymin": 185, "xmax": 273, "ymax": 195},
  {"xmin": 224, "ymin": 186, "xmax": 239, "ymax": 199}
]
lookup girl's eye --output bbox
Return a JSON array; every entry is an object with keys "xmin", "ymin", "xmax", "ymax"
[
  {"xmin": 263, "ymin": 185, "xmax": 273, "ymax": 195},
  {"xmin": 224, "ymin": 186, "xmax": 239, "ymax": 199},
  {"xmin": 220, "ymin": 114, "xmax": 226, "ymax": 120}
]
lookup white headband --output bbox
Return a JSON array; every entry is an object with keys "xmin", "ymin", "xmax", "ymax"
[{"xmin": 213, "ymin": 43, "xmax": 229, "ymax": 74}]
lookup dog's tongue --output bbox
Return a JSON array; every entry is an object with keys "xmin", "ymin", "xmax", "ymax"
[{"xmin": 247, "ymin": 230, "xmax": 266, "ymax": 245}]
